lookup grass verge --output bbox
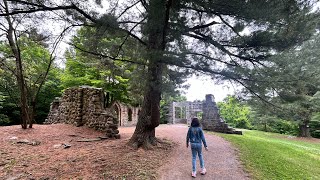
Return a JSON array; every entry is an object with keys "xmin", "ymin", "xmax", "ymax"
[{"xmin": 212, "ymin": 130, "xmax": 320, "ymax": 180}]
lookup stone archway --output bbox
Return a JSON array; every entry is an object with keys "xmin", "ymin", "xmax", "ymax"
[
  {"xmin": 113, "ymin": 102, "xmax": 122, "ymax": 126},
  {"xmin": 111, "ymin": 101, "xmax": 140, "ymax": 127}
]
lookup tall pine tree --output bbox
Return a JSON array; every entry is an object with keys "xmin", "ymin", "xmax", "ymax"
[{"xmin": 2, "ymin": 0, "xmax": 318, "ymax": 146}]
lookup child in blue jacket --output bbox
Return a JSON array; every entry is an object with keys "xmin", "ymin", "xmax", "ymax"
[{"xmin": 186, "ymin": 117, "xmax": 208, "ymax": 178}]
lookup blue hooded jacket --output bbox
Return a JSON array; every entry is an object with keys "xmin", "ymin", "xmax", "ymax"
[{"xmin": 186, "ymin": 127, "xmax": 207, "ymax": 147}]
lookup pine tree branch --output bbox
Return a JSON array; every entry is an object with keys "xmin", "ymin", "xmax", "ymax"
[
  {"xmin": 117, "ymin": 1, "xmax": 140, "ymax": 19},
  {"xmin": 0, "ymin": 4, "xmax": 76, "ymax": 17},
  {"xmin": 70, "ymin": 43, "xmax": 147, "ymax": 66},
  {"xmin": 70, "ymin": 3, "xmax": 97, "ymax": 23},
  {"xmin": 218, "ymin": 15, "xmax": 241, "ymax": 37},
  {"xmin": 119, "ymin": 28, "xmax": 147, "ymax": 46},
  {"xmin": 161, "ymin": 57, "xmax": 281, "ymax": 108},
  {"xmin": 235, "ymin": 79, "xmax": 282, "ymax": 108},
  {"xmin": 179, "ymin": 52, "xmax": 238, "ymax": 67},
  {"xmin": 183, "ymin": 32, "xmax": 266, "ymax": 66},
  {"xmin": 2, "ymin": 1, "xmax": 147, "ymax": 47},
  {"xmin": 3, "ymin": 1, "xmax": 97, "ymax": 23},
  {"xmin": 116, "ymin": 17, "xmax": 146, "ymax": 58},
  {"xmin": 119, "ymin": 21, "xmax": 144, "ymax": 24},
  {"xmin": 7, "ymin": 0, "xmax": 45, "ymax": 7},
  {"xmin": 139, "ymin": 0, "xmax": 147, "ymax": 9},
  {"xmin": 189, "ymin": 20, "xmax": 220, "ymax": 30}
]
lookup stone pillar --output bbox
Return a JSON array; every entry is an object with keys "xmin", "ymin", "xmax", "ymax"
[{"xmin": 171, "ymin": 102, "xmax": 176, "ymax": 124}]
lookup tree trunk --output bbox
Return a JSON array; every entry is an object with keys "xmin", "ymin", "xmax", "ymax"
[
  {"xmin": 4, "ymin": 0, "xmax": 30, "ymax": 129},
  {"xmin": 128, "ymin": 0, "xmax": 172, "ymax": 148},
  {"xmin": 129, "ymin": 61, "xmax": 164, "ymax": 148},
  {"xmin": 29, "ymin": 100, "xmax": 36, "ymax": 128},
  {"xmin": 299, "ymin": 124, "xmax": 311, "ymax": 137}
]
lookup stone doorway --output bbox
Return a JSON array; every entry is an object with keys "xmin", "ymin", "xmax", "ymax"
[{"xmin": 113, "ymin": 103, "xmax": 121, "ymax": 126}]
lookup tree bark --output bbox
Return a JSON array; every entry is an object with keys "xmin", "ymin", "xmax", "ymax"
[
  {"xmin": 128, "ymin": 0, "xmax": 172, "ymax": 148},
  {"xmin": 299, "ymin": 124, "xmax": 311, "ymax": 137},
  {"xmin": 129, "ymin": 61, "xmax": 164, "ymax": 148},
  {"xmin": 4, "ymin": 0, "xmax": 30, "ymax": 129},
  {"xmin": 29, "ymin": 100, "xmax": 36, "ymax": 128}
]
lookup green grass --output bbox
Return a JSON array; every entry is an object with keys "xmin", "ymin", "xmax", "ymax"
[{"xmin": 213, "ymin": 130, "xmax": 320, "ymax": 180}]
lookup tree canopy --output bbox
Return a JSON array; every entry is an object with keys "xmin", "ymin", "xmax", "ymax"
[{"xmin": 1, "ymin": 0, "xmax": 319, "ymax": 146}]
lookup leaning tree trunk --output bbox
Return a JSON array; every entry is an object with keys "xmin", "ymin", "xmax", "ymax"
[
  {"xmin": 128, "ymin": 0, "xmax": 172, "ymax": 148},
  {"xmin": 4, "ymin": 0, "xmax": 30, "ymax": 129}
]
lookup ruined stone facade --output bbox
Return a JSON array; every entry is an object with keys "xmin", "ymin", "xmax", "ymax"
[
  {"xmin": 169, "ymin": 101, "xmax": 202, "ymax": 124},
  {"xmin": 201, "ymin": 94, "xmax": 242, "ymax": 134},
  {"xmin": 45, "ymin": 86, "xmax": 139, "ymax": 138},
  {"xmin": 169, "ymin": 94, "xmax": 242, "ymax": 134},
  {"xmin": 45, "ymin": 86, "xmax": 140, "ymax": 129},
  {"xmin": 112, "ymin": 101, "xmax": 140, "ymax": 127}
]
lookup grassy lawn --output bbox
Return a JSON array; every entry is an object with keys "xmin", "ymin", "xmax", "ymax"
[{"xmin": 213, "ymin": 130, "xmax": 320, "ymax": 180}]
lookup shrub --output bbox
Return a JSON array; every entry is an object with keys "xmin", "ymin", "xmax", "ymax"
[
  {"xmin": 311, "ymin": 130, "xmax": 320, "ymax": 138},
  {"xmin": 309, "ymin": 119, "xmax": 320, "ymax": 138},
  {"xmin": 0, "ymin": 114, "xmax": 11, "ymax": 126},
  {"xmin": 272, "ymin": 119, "xmax": 299, "ymax": 136}
]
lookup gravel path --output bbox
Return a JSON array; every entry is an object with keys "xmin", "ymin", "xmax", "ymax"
[{"xmin": 155, "ymin": 124, "xmax": 250, "ymax": 180}]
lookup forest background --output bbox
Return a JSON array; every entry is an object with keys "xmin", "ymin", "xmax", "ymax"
[{"xmin": 0, "ymin": 0, "xmax": 320, "ymax": 141}]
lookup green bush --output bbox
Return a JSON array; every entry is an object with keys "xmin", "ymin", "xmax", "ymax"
[
  {"xmin": 311, "ymin": 130, "xmax": 320, "ymax": 138},
  {"xmin": 218, "ymin": 96, "xmax": 252, "ymax": 129},
  {"xmin": 272, "ymin": 119, "xmax": 299, "ymax": 135},
  {"xmin": 251, "ymin": 116, "xmax": 299, "ymax": 136},
  {"xmin": 310, "ymin": 119, "xmax": 320, "ymax": 138},
  {"xmin": 0, "ymin": 114, "xmax": 11, "ymax": 126}
]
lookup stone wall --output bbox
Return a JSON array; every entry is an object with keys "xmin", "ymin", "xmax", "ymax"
[
  {"xmin": 112, "ymin": 102, "xmax": 140, "ymax": 127},
  {"xmin": 202, "ymin": 94, "xmax": 242, "ymax": 135},
  {"xmin": 45, "ymin": 86, "xmax": 120, "ymax": 138}
]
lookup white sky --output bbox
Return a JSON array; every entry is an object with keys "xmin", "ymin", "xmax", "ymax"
[{"xmin": 182, "ymin": 75, "xmax": 235, "ymax": 102}]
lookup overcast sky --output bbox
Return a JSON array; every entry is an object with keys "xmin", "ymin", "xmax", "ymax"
[{"xmin": 182, "ymin": 75, "xmax": 235, "ymax": 102}]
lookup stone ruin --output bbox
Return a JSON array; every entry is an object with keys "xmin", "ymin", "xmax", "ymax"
[
  {"xmin": 169, "ymin": 94, "xmax": 242, "ymax": 134},
  {"xmin": 45, "ymin": 86, "xmax": 120, "ymax": 139},
  {"xmin": 113, "ymin": 102, "xmax": 140, "ymax": 127},
  {"xmin": 202, "ymin": 94, "xmax": 242, "ymax": 134}
]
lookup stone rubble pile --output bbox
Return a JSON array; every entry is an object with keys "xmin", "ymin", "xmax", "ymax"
[{"xmin": 45, "ymin": 86, "xmax": 120, "ymax": 139}]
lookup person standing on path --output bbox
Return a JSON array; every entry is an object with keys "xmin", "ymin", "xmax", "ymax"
[{"xmin": 186, "ymin": 117, "xmax": 208, "ymax": 178}]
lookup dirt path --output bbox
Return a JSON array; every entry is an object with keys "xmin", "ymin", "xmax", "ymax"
[
  {"xmin": 0, "ymin": 124, "xmax": 249, "ymax": 179},
  {"xmin": 153, "ymin": 124, "xmax": 250, "ymax": 180}
]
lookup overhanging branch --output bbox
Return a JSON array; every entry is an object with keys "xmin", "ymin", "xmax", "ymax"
[
  {"xmin": 189, "ymin": 20, "xmax": 220, "ymax": 30},
  {"xmin": 0, "ymin": 4, "xmax": 77, "ymax": 17},
  {"xmin": 161, "ymin": 57, "xmax": 281, "ymax": 108},
  {"xmin": 117, "ymin": 1, "xmax": 140, "ymax": 19},
  {"xmin": 71, "ymin": 43, "xmax": 147, "ymax": 66},
  {"xmin": 119, "ymin": 28, "xmax": 147, "ymax": 46},
  {"xmin": 184, "ymin": 32, "xmax": 266, "ymax": 66},
  {"xmin": 218, "ymin": 15, "xmax": 241, "ymax": 37},
  {"xmin": 116, "ymin": 17, "xmax": 146, "ymax": 58}
]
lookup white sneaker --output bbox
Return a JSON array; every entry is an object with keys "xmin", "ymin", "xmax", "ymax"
[
  {"xmin": 192, "ymin": 171, "xmax": 196, "ymax": 178},
  {"xmin": 200, "ymin": 168, "xmax": 206, "ymax": 175}
]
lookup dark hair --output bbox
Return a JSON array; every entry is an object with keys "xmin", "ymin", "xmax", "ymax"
[{"xmin": 191, "ymin": 118, "xmax": 200, "ymax": 127}]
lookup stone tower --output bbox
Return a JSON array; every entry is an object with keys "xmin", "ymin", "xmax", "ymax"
[{"xmin": 202, "ymin": 94, "xmax": 242, "ymax": 134}]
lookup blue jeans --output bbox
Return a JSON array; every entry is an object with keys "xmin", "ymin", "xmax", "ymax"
[{"xmin": 191, "ymin": 143, "xmax": 205, "ymax": 172}]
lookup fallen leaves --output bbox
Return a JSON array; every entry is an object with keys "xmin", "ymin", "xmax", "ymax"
[{"xmin": 0, "ymin": 124, "xmax": 174, "ymax": 179}]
